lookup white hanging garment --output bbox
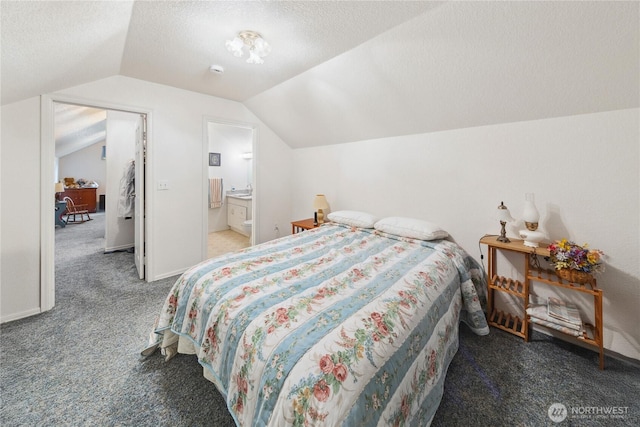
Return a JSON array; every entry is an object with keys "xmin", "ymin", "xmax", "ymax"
[{"xmin": 117, "ymin": 160, "xmax": 135, "ymax": 218}]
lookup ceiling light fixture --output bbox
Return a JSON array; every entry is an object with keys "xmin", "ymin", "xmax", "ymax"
[{"xmin": 226, "ymin": 30, "xmax": 271, "ymax": 64}]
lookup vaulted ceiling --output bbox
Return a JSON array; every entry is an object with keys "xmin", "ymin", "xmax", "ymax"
[{"xmin": 2, "ymin": 1, "xmax": 638, "ymax": 150}]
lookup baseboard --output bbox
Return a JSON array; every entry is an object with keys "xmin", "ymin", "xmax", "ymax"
[
  {"xmin": 104, "ymin": 244, "xmax": 134, "ymax": 253},
  {"xmin": 151, "ymin": 268, "xmax": 186, "ymax": 282},
  {"xmin": 1, "ymin": 307, "xmax": 41, "ymax": 324},
  {"xmin": 532, "ymin": 325, "xmax": 640, "ymax": 367},
  {"xmin": 607, "ymin": 349, "xmax": 640, "ymax": 367},
  {"xmin": 229, "ymin": 226, "xmax": 250, "ymax": 237}
]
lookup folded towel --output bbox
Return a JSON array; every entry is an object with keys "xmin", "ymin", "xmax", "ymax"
[{"xmin": 209, "ymin": 178, "xmax": 223, "ymax": 209}]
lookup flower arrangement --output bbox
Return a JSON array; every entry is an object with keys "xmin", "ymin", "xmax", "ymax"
[{"xmin": 547, "ymin": 239, "xmax": 605, "ymax": 274}]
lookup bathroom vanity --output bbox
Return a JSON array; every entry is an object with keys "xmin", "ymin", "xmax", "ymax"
[{"xmin": 227, "ymin": 193, "xmax": 252, "ymax": 237}]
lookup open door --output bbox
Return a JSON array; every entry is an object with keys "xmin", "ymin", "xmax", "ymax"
[{"xmin": 134, "ymin": 114, "xmax": 146, "ymax": 279}]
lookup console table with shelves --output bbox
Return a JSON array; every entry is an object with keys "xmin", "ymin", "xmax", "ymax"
[{"xmin": 480, "ymin": 236, "xmax": 604, "ymax": 369}]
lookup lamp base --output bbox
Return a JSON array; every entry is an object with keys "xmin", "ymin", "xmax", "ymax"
[
  {"xmin": 519, "ymin": 230, "xmax": 544, "ymax": 247},
  {"xmin": 317, "ymin": 209, "xmax": 325, "ymax": 224},
  {"xmin": 497, "ymin": 221, "xmax": 510, "ymax": 243}
]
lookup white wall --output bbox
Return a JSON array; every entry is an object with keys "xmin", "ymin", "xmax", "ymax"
[
  {"xmin": 58, "ymin": 76, "xmax": 292, "ymax": 277},
  {"xmin": 58, "ymin": 142, "xmax": 106, "ymax": 202},
  {"xmin": 1, "ymin": 97, "xmax": 42, "ymax": 321},
  {"xmin": 104, "ymin": 110, "xmax": 137, "ymax": 251},
  {"xmin": 291, "ymin": 108, "xmax": 640, "ymax": 361},
  {"xmin": 0, "ymin": 75, "xmax": 292, "ymax": 323}
]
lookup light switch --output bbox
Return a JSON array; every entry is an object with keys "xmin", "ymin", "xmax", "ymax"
[{"xmin": 157, "ymin": 180, "xmax": 169, "ymax": 190}]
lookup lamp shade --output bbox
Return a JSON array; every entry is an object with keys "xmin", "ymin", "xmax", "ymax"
[
  {"xmin": 225, "ymin": 37, "xmax": 244, "ymax": 57},
  {"xmin": 496, "ymin": 201, "xmax": 514, "ymax": 222},
  {"xmin": 55, "ymin": 182, "xmax": 64, "ymax": 193},
  {"xmin": 522, "ymin": 193, "xmax": 540, "ymax": 224},
  {"xmin": 313, "ymin": 194, "xmax": 329, "ymax": 210}
]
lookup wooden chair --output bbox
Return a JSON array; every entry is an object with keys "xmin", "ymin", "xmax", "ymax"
[{"xmin": 63, "ymin": 196, "xmax": 92, "ymax": 223}]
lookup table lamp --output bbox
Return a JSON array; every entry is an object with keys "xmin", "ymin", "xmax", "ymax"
[
  {"xmin": 519, "ymin": 193, "xmax": 544, "ymax": 247},
  {"xmin": 496, "ymin": 201, "xmax": 514, "ymax": 243},
  {"xmin": 55, "ymin": 182, "xmax": 65, "ymax": 201},
  {"xmin": 313, "ymin": 194, "xmax": 329, "ymax": 224}
]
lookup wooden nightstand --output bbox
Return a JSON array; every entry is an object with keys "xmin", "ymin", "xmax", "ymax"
[{"xmin": 291, "ymin": 218, "xmax": 318, "ymax": 234}]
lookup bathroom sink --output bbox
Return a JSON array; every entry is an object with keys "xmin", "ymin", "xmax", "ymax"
[{"xmin": 228, "ymin": 194, "xmax": 252, "ymax": 200}]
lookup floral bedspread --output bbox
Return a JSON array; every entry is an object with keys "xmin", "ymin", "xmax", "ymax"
[{"xmin": 153, "ymin": 224, "xmax": 489, "ymax": 427}]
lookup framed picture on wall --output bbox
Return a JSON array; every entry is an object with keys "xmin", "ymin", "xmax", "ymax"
[{"xmin": 209, "ymin": 152, "xmax": 221, "ymax": 166}]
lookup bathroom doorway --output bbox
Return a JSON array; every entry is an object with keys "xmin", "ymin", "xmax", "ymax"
[{"xmin": 205, "ymin": 119, "xmax": 256, "ymax": 258}]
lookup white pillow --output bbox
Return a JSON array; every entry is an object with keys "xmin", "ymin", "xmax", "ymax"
[
  {"xmin": 374, "ymin": 217, "xmax": 449, "ymax": 241},
  {"xmin": 327, "ymin": 210, "xmax": 379, "ymax": 228}
]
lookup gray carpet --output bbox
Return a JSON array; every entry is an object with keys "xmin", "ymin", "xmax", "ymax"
[{"xmin": 1, "ymin": 213, "xmax": 638, "ymax": 426}]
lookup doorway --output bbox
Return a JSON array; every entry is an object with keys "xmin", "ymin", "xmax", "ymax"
[
  {"xmin": 41, "ymin": 95, "xmax": 151, "ymax": 311},
  {"xmin": 204, "ymin": 119, "xmax": 256, "ymax": 259}
]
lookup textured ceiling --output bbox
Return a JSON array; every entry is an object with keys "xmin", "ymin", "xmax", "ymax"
[
  {"xmin": 248, "ymin": 1, "xmax": 640, "ymax": 147},
  {"xmin": 121, "ymin": 0, "xmax": 438, "ymax": 102},
  {"xmin": 2, "ymin": 1, "xmax": 638, "ymax": 150},
  {"xmin": 1, "ymin": 1, "xmax": 134, "ymax": 106}
]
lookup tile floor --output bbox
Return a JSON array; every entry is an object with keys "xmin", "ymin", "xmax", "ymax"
[{"xmin": 207, "ymin": 229, "xmax": 250, "ymax": 258}]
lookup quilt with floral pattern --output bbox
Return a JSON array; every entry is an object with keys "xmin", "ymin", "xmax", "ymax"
[{"xmin": 152, "ymin": 224, "xmax": 489, "ymax": 426}]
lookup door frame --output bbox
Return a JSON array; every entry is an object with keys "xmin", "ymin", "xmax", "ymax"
[
  {"xmin": 202, "ymin": 116, "xmax": 258, "ymax": 260},
  {"xmin": 134, "ymin": 114, "xmax": 146, "ymax": 279},
  {"xmin": 40, "ymin": 94, "xmax": 153, "ymax": 311}
]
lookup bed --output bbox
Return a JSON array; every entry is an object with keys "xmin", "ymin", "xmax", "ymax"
[{"xmin": 148, "ymin": 219, "xmax": 489, "ymax": 426}]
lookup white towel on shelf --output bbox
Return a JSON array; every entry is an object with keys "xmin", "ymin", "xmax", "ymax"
[{"xmin": 209, "ymin": 178, "xmax": 223, "ymax": 209}]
